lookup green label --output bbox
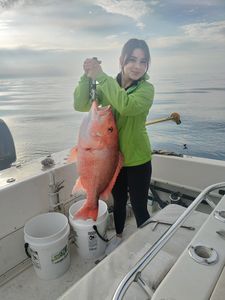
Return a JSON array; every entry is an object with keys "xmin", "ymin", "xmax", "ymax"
[{"xmin": 51, "ymin": 244, "xmax": 69, "ymax": 264}]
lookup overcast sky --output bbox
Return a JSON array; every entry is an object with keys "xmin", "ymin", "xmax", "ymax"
[{"xmin": 0, "ymin": 0, "xmax": 225, "ymax": 79}]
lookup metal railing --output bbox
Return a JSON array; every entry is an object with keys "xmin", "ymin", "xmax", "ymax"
[{"xmin": 112, "ymin": 182, "xmax": 225, "ymax": 300}]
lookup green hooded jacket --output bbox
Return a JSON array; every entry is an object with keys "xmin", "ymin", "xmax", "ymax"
[{"xmin": 73, "ymin": 72, "xmax": 154, "ymax": 167}]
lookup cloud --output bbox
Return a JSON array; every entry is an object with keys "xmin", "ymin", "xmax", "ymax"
[
  {"xmin": 0, "ymin": 45, "xmax": 121, "ymax": 78},
  {"xmin": 151, "ymin": 20, "xmax": 225, "ymax": 49},
  {"xmin": 0, "ymin": 0, "xmax": 20, "ymax": 9},
  {"xmin": 151, "ymin": 36, "xmax": 186, "ymax": 49},
  {"xmin": 167, "ymin": 0, "xmax": 225, "ymax": 6},
  {"xmin": 182, "ymin": 20, "xmax": 225, "ymax": 43},
  {"xmin": 0, "ymin": 0, "xmax": 35, "ymax": 11},
  {"xmin": 94, "ymin": 0, "xmax": 152, "ymax": 21},
  {"xmin": 0, "ymin": 47, "xmax": 73, "ymax": 78},
  {"xmin": 1, "ymin": 0, "xmax": 225, "ymax": 78},
  {"xmin": 0, "ymin": 0, "xmax": 137, "ymax": 51}
]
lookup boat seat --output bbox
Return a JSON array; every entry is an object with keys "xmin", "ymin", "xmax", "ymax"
[
  {"xmin": 59, "ymin": 204, "xmax": 208, "ymax": 300},
  {"xmin": 210, "ymin": 264, "xmax": 225, "ymax": 300}
]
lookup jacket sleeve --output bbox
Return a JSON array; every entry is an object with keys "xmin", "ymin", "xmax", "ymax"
[
  {"xmin": 96, "ymin": 72, "xmax": 154, "ymax": 116},
  {"xmin": 73, "ymin": 74, "xmax": 91, "ymax": 112}
]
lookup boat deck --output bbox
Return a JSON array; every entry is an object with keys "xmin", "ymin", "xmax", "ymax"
[
  {"xmin": 0, "ymin": 203, "xmax": 208, "ymax": 300},
  {"xmin": 1, "ymin": 152, "xmax": 225, "ymax": 299},
  {"xmin": 0, "ymin": 212, "xmax": 138, "ymax": 300}
]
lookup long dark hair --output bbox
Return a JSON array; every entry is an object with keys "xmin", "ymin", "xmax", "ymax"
[{"xmin": 120, "ymin": 38, "xmax": 151, "ymax": 72}]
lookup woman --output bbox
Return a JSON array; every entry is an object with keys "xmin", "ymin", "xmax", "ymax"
[{"xmin": 74, "ymin": 38, "xmax": 154, "ymax": 254}]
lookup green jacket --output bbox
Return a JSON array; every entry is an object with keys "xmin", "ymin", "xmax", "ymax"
[{"xmin": 73, "ymin": 72, "xmax": 154, "ymax": 167}]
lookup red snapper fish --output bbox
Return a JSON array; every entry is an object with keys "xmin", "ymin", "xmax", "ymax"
[{"xmin": 68, "ymin": 100, "xmax": 123, "ymax": 221}]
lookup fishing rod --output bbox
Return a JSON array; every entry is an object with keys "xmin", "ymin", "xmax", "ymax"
[{"xmin": 146, "ymin": 112, "xmax": 181, "ymax": 126}]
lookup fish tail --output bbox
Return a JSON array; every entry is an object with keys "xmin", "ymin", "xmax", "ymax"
[{"xmin": 74, "ymin": 203, "xmax": 98, "ymax": 221}]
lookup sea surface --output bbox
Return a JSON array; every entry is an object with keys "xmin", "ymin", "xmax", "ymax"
[{"xmin": 0, "ymin": 73, "xmax": 225, "ymax": 165}]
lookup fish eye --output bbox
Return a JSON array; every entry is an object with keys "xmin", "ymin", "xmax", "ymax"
[{"xmin": 108, "ymin": 127, "xmax": 113, "ymax": 133}]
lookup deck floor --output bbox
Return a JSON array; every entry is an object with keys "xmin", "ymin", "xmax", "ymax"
[
  {"xmin": 0, "ymin": 213, "xmax": 139, "ymax": 300},
  {"xmin": 0, "ymin": 201, "xmax": 211, "ymax": 300}
]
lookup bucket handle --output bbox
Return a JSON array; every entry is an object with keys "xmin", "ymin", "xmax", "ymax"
[
  {"xmin": 93, "ymin": 225, "xmax": 109, "ymax": 243},
  {"xmin": 24, "ymin": 243, "xmax": 31, "ymax": 258}
]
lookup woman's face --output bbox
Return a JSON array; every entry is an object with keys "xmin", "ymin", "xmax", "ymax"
[{"xmin": 122, "ymin": 48, "xmax": 148, "ymax": 84}]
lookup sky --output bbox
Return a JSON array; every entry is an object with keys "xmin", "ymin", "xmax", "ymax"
[{"xmin": 0, "ymin": 0, "xmax": 225, "ymax": 79}]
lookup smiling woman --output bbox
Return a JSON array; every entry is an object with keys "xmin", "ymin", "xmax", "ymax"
[
  {"xmin": 119, "ymin": 38, "xmax": 150, "ymax": 87},
  {"xmin": 73, "ymin": 38, "xmax": 155, "ymax": 254}
]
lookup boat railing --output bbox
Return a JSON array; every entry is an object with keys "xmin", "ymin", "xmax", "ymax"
[{"xmin": 112, "ymin": 182, "xmax": 225, "ymax": 300}]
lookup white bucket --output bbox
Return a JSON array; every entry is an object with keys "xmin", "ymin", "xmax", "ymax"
[
  {"xmin": 24, "ymin": 212, "xmax": 70, "ymax": 280},
  {"xmin": 69, "ymin": 200, "xmax": 108, "ymax": 260}
]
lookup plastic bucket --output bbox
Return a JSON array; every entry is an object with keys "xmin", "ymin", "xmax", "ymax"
[
  {"xmin": 69, "ymin": 200, "xmax": 108, "ymax": 260},
  {"xmin": 24, "ymin": 212, "xmax": 70, "ymax": 280}
]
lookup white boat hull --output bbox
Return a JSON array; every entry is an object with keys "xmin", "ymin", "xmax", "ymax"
[{"xmin": 0, "ymin": 151, "xmax": 225, "ymax": 299}]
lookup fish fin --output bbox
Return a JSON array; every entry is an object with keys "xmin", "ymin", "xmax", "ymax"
[
  {"xmin": 74, "ymin": 203, "xmax": 98, "ymax": 221},
  {"xmin": 67, "ymin": 146, "xmax": 78, "ymax": 163},
  {"xmin": 72, "ymin": 177, "xmax": 86, "ymax": 195},
  {"xmin": 100, "ymin": 152, "xmax": 123, "ymax": 200}
]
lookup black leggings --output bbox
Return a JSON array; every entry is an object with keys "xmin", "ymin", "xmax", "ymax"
[{"xmin": 112, "ymin": 161, "xmax": 152, "ymax": 234}]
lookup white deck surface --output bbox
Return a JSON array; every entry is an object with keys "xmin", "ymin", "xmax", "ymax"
[
  {"xmin": 0, "ymin": 214, "xmax": 138, "ymax": 300},
  {"xmin": 58, "ymin": 204, "xmax": 208, "ymax": 300},
  {"xmin": 0, "ymin": 201, "xmax": 211, "ymax": 300}
]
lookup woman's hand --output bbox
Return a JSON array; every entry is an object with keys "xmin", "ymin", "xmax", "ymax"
[{"xmin": 83, "ymin": 58, "xmax": 102, "ymax": 80}]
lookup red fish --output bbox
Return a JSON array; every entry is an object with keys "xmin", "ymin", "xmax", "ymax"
[{"xmin": 68, "ymin": 100, "xmax": 123, "ymax": 221}]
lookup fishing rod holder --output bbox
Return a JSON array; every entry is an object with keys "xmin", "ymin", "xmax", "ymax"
[
  {"xmin": 169, "ymin": 191, "xmax": 182, "ymax": 204},
  {"xmin": 188, "ymin": 244, "xmax": 218, "ymax": 265},
  {"xmin": 48, "ymin": 171, "xmax": 64, "ymax": 212}
]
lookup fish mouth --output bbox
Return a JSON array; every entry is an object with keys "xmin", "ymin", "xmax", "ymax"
[
  {"xmin": 95, "ymin": 104, "xmax": 111, "ymax": 116},
  {"xmin": 92, "ymin": 100, "xmax": 111, "ymax": 115},
  {"xmin": 97, "ymin": 104, "xmax": 111, "ymax": 112}
]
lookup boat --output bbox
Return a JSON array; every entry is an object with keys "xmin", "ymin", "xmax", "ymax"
[{"xmin": 0, "ymin": 120, "xmax": 225, "ymax": 300}]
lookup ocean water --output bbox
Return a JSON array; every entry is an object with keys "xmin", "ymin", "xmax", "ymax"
[{"xmin": 0, "ymin": 73, "xmax": 225, "ymax": 165}]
